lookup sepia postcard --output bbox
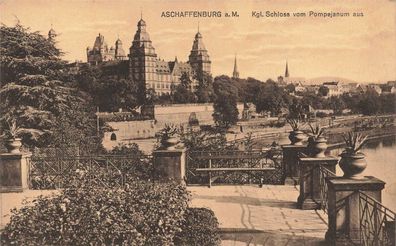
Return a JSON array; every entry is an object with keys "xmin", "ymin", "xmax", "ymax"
[{"xmin": 0, "ymin": 0, "xmax": 395, "ymax": 245}]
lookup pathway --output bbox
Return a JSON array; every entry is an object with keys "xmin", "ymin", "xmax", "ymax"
[{"xmin": 188, "ymin": 185, "xmax": 329, "ymax": 246}]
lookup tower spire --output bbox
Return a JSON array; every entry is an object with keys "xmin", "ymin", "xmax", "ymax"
[
  {"xmin": 232, "ymin": 54, "xmax": 239, "ymax": 79},
  {"xmin": 285, "ymin": 61, "xmax": 289, "ymax": 78}
]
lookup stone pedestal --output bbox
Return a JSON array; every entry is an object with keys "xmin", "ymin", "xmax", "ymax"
[
  {"xmin": 281, "ymin": 145, "xmax": 307, "ymax": 185},
  {"xmin": 325, "ymin": 176, "xmax": 385, "ymax": 245},
  {"xmin": 0, "ymin": 152, "xmax": 31, "ymax": 192},
  {"xmin": 297, "ymin": 157, "xmax": 338, "ymax": 210},
  {"xmin": 153, "ymin": 148, "xmax": 186, "ymax": 182}
]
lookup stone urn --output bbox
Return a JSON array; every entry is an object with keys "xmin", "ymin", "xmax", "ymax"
[
  {"xmin": 161, "ymin": 136, "xmax": 180, "ymax": 150},
  {"xmin": 309, "ymin": 137, "xmax": 328, "ymax": 158},
  {"xmin": 5, "ymin": 138, "xmax": 22, "ymax": 153},
  {"xmin": 289, "ymin": 130, "xmax": 305, "ymax": 145},
  {"xmin": 339, "ymin": 151, "xmax": 367, "ymax": 179}
]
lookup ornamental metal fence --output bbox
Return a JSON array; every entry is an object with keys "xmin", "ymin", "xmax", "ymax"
[
  {"xmin": 318, "ymin": 165, "xmax": 337, "ymax": 213},
  {"xmin": 28, "ymin": 155, "xmax": 153, "ymax": 189},
  {"xmin": 359, "ymin": 192, "xmax": 396, "ymax": 246},
  {"xmin": 186, "ymin": 148, "xmax": 283, "ymax": 187}
]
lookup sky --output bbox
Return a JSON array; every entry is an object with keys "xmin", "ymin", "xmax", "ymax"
[{"xmin": 1, "ymin": 0, "xmax": 395, "ymax": 83}]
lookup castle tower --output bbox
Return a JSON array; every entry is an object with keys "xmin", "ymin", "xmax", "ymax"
[
  {"xmin": 188, "ymin": 25, "xmax": 211, "ymax": 77},
  {"xmin": 232, "ymin": 54, "xmax": 239, "ymax": 79},
  {"xmin": 115, "ymin": 38, "xmax": 126, "ymax": 60},
  {"xmin": 285, "ymin": 61, "xmax": 290, "ymax": 78},
  {"xmin": 86, "ymin": 33, "xmax": 113, "ymax": 65},
  {"xmin": 129, "ymin": 18, "xmax": 157, "ymax": 101},
  {"xmin": 48, "ymin": 25, "xmax": 56, "ymax": 41}
]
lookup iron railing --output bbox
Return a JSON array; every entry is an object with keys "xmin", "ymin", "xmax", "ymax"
[
  {"xmin": 359, "ymin": 192, "xmax": 396, "ymax": 246},
  {"xmin": 28, "ymin": 155, "xmax": 153, "ymax": 189},
  {"xmin": 318, "ymin": 165, "xmax": 337, "ymax": 213},
  {"xmin": 186, "ymin": 148, "xmax": 283, "ymax": 186}
]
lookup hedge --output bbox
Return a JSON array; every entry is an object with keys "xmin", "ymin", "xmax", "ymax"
[{"xmin": 1, "ymin": 181, "xmax": 189, "ymax": 245}]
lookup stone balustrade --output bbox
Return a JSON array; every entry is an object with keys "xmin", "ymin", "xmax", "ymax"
[
  {"xmin": 281, "ymin": 144, "xmax": 308, "ymax": 185},
  {"xmin": 0, "ymin": 152, "xmax": 31, "ymax": 192},
  {"xmin": 297, "ymin": 156, "xmax": 338, "ymax": 210}
]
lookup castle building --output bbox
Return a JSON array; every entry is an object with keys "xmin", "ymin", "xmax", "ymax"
[
  {"xmin": 86, "ymin": 18, "xmax": 211, "ymax": 97},
  {"xmin": 232, "ymin": 55, "xmax": 239, "ymax": 79},
  {"xmin": 86, "ymin": 33, "xmax": 127, "ymax": 65},
  {"xmin": 48, "ymin": 26, "xmax": 56, "ymax": 41}
]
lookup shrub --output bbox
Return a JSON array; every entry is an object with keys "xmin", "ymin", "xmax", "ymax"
[
  {"xmin": 1, "ymin": 181, "xmax": 189, "ymax": 245},
  {"xmin": 174, "ymin": 207, "xmax": 221, "ymax": 246}
]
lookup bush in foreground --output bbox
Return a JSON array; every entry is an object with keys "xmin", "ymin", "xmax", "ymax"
[
  {"xmin": 175, "ymin": 207, "xmax": 221, "ymax": 246},
  {"xmin": 1, "ymin": 181, "xmax": 189, "ymax": 245}
]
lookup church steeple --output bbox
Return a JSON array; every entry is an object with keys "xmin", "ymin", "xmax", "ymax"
[
  {"xmin": 232, "ymin": 54, "xmax": 239, "ymax": 79},
  {"xmin": 285, "ymin": 61, "xmax": 290, "ymax": 78}
]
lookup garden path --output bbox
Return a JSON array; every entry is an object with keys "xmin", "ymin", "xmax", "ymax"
[{"xmin": 188, "ymin": 185, "xmax": 328, "ymax": 246}]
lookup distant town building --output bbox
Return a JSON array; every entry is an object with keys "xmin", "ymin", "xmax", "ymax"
[
  {"xmin": 387, "ymin": 81, "xmax": 396, "ymax": 87},
  {"xmin": 294, "ymin": 82, "xmax": 306, "ymax": 93},
  {"xmin": 367, "ymin": 84, "xmax": 382, "ymax": 95},
  {"xmin": 232, "ymin": 55, "xmax": 239, "ymax": 79},
  {"xmin": 85, "ymin": 18, "xmax": 211, "ymax": 96},
  {"xmin": 305, "ymin": 85, "xmax": 319, "ymax": 94},
  {"xmin": 322, "ymin": 81, "xmax": 343, "ymax": 97},
  {"xmin": 356, "ymin": 84, "xmax": 382, "ymax": 95}
]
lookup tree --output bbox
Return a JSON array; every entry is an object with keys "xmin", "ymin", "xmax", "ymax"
[
  {"xmin": 180, "ymin": 72, "xmax": 192, "ymax": 89},
  {"xmin": 212, "ymin": 76, "xmax": 239, "ymax": 128},
  {"xmin": 0, "ymin": 23, "xmax": 99, "ymax": 150},
  {"xmin": 357, "ymin": 92, "xmax": 381, "ymax": 115},
  {"xmin": 75, "ymin": 65, "xmax": 139, "ymax": 111},
  {"xmin": 318, "ymin": 86, "xmax": 329, "ymax": 97},
  {"xmin": 254, "ymin": 80, "xmax": 289, "ymax": 116},
  {"xmin": 195, "ymin": 72, "xmax": 214, "ymax": 103},
  {"xmin": 285, "ymin": 83, "xmax": 295, "ymax": 93},
  {"xmin": 172, "ymin": 84, "xmax": 197, "ymax": 103}
]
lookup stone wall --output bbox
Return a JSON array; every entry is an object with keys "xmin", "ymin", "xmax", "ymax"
[
  {"xmin": 154, "ymin": 103, "xmax": 244, "ymax": 128},
  {"xmin": 103, "ymin": 120, "xmax": 156, "ymax": 150},
  {"xmin": 102, "ymin": 103, "xmax": 244, "ymax": 150}
]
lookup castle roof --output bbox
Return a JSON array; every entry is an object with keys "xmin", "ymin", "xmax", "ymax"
[
  {"xmin": 155, "ymin": 59, "xmax": 192, "ymax": 76},
  {"xmin": 138, "ymin": 18, "xmax": 146, "ymax": 27},
  {"xmin": 93, "ymin": 33, "xmax": 108, "ymax": 51},
  {"xmin": 48, "ymin": 28, "xmax": 56, "ymax": 36},
  {"xmin": 191, "ymin": 31, "xmax": 206, "ymax": 51},
  {"xmin": 133, "ymin": 18, "xmax": 151, "ymax": 42}
]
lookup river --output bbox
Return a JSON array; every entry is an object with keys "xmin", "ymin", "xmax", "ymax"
[
  {"xmin": 329, "ymin": 136, "xmax": 396, "ymax": 211},
  {"xmin": 253, "ymin": 134, "xmax": 396, "ymax": 211}
]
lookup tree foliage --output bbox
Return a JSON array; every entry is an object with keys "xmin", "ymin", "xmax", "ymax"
[
  {"xmin": 75, "ymin": 64, "xmax": 139, "ymax": 112},
  {"xmin": 212, "ymin": 76, "xmax": 239, "ymax": 128},
  {"xmin": 0, "ymin": 23, "xmax": 99, "ymax": 149}
]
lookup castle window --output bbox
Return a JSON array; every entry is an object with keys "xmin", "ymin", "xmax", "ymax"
[{"xmin": 110, "ymin": 133, "xmax": 117, "ymax": 141}]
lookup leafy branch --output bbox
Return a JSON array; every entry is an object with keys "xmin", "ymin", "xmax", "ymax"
[{"xmin": 1, "ymin": 119, "xmax": 44, "ymax": 140}]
